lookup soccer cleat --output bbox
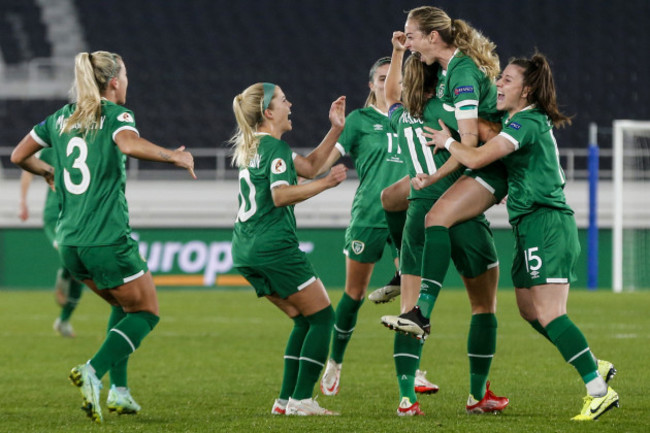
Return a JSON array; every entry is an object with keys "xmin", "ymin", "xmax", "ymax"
[
  {"xmin": 54, "ymin": 269, "xmax": 71, "ymax": 307},
  {"xmin": 466, "ymin": 381, "xmax": 509, "ymax": 414},
  {"xmin": 107, "ymin": 385, "xmax": 141, "ymax": 414},
  {"xmin": 597, "ymin": 359, "xmax": 617, "ymax": 383},
  {"xmin": 271, "ymin": 399, "xmax": 287, "ymax": 415},
  {"xmin": 381, "ymin": 306, "xmax": 430, "ymax": 340},
  {"xmin": 368, "ymin": 273, "xmax": 401, "ymax": 303},
  {"xmin": 53, "ymin": 318, "xmax": 76, "ymax": 338},
  {"xmin": 285, "ymin": 397, "xmax": 339, "ymax": 416},
  {"xmin": 397, "ymin": 397, "xmax": 424, "ymax": 416},
  {"xmin": 320, "ymin": 359, "xmax": 342, "ymax": 396},
  {"xmin": 414, "ymin": 369, "xmax": 439, "ymax": 394},
  {"xmin": 69, "ymin": 364, "xmax": 103, "ymax": 423},
  {"xmin": 571, "ymin": 386, "xmax": 619, "ymax": 421}
]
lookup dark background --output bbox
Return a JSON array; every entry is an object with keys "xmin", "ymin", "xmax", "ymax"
[{"xmin": 1, "ymin": 0, "xmax": 648, "ymax": 172}]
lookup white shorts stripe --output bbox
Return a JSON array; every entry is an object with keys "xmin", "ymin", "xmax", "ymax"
[
  {"xmin": 473, "ymin": 176, "xmax": 496, "ymax": 194},
  {"xmin": 297, "ymin": 276, "xmax": 316, "ymax": 291},
  {"xmin": 110, "ymin": 328, "xmax": 136, "ymax": 352},
  {"xmin": 547, "ymin": 278, "xmax": 569, "ymax": 284},
  {"xmin": 421, "ymin": 278, "xmax": 442, "ymax": 288},
  {"xmin": 123, "ymin": 270, "xmax": 145, "ymax": 284},
  {"xmin": 299, "ymin": 356, "xmax": 325, "ymax": 367},
  {"xmin": 487, "ymin": 261, "xmax": 499, "ymax": 270}
]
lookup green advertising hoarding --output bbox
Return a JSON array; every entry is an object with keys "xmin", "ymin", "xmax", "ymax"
[{"xmin": 0, "ymin": 227, "xmax": 612, "ymax": 290}]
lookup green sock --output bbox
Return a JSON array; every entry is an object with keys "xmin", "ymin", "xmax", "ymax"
[
  {"xmin": 279, "ymin": 315, "xmax": 309, "ymax": 400},
  {"xmin": 292, "ymin": 306, "xmax": 334, "ymax": 400},
  {"xmin": 330, "ymin": 292, "xmax": 364, "ymax": 364},
  {"xmin": 106, "ymin": 306, "xmax": 128, "ymax": 388},
  {"xmin": 394, "ymin": 332, "xmax": 420, "ymax": 403},
  {"xmin": 90, "ymin": 311, "xmax": 159, "ymax": 380},
  {"xmin": 416, "ymin": 226, "xmax": 449, "ymax": 318},
  {"xmin": 545, "ymin": 315, "xmax": 599, "ymax": 383},
  {"xmin": 528, "ymin": 319, "xmax": 552, "ymax": 342},
  {"xmin": 385, "ymin": 210, "xmax": 407, "ymax": 253},
  {"xmin": 468, "ymin": 313, "xmax": 497, "ymax": 399},
  {"xmin": 59, "ymin": 279, "xmax": 83, "ymax": 321}
]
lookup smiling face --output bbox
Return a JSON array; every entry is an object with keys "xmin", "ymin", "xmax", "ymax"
[
  {"xmin": 403, "ymin": 19, "xmax": 437, "ymax": 65},
  {"xmin": 496, "ymin": 64, "xmax": 529, "ymax": 117},
  {"xmin": 266, "ymin": 86, "xmax": 292, "ymax": 133}
]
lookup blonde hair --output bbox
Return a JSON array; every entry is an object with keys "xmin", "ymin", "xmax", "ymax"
[
  {"xmin": 407, "ymin": 6, "xmax": 500, "ymax": 81},
  {"xmin": 63, "ymin": 51, "xmax": 122, "ymax": 136},
  {"xmin": 402, "ymin": 55, "xmax": 439, "ymax": 118},
  {"xmin": 229, "ymin": 83, "xmax": 269, "ymax": 168}
]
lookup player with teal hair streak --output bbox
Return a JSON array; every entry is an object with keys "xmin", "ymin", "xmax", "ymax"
[
  {"xmin": 11, "ymin": 50, "xmax": 195, "ymax": 423},
  {"xmin": 230, "ymin": 82, "xmax": 348, "ymax": 416}
]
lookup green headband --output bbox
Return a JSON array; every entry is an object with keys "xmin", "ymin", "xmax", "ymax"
[{"xmin": 262, "ymin": 82, "xmax": 276, "ymax": 111}]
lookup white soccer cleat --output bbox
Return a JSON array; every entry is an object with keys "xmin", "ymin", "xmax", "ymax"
[
  {"xmin": 107, "ymin": 385, "xmax": 141, "ymax": 414},
  {"xmin": 368, "ymin": 273, "xmax": 401, "ymax": 303},
  {"xmin": 285, "ymin": 397, "xmax": 339, "ymax": 416},
  {"xmin": 414, "ymin": 369, "xmax": 439, "ymax": 394},
  {"xmin": 53, "ymin": 318, "xmax": 76, "ymax": 338},
  {"xmin": 271, "ymin": 398, "xmax": 287, "ymax": 415},
  {"xmin": 69, "ymin": 363, "xmax": 103, "ymax": 423},
  {"xmin": 320, "ymin": 359, "xmax": 342, "ymax": 396}
]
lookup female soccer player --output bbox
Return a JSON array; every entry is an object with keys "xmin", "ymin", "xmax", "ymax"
[
  {"xmin": 316, "ymin": 57, "xmax": 438, "ymax": 397},
  {"xmin": 427, "ymin": 52, "xmax": 619, "ymax": 421},
  {"xmin": 19, "ymin": 157, "xmax": 84, "ymax": 338},
  {"xmin": 230, "ymin": 82, "xmax": 347, "ymax": 416},
  {"xmin": 11, "ymin": 50, "xmax": 195, "ymax": 423},
  {"xmin": 379, "ymin": 29, "xmax": 507, "ymax": 416}
]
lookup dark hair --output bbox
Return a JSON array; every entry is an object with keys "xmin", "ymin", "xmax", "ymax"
[
  {"xmin": 365, "ymin": 56, "xmax": 391, "ymax": 108},
  {"xmin": 509, "ymin": 52, "xmax": 572, "ymax": 128}
]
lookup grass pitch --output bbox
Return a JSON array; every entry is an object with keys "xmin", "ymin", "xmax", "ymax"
[{"xmin": 0, "ymin": 287, "xmax": 647, "ymax": 432}]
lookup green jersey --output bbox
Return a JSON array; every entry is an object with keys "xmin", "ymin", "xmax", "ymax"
[
  {"xmin": 388, "ymin": 99, "xmax": 461, "ymax": 200},
  {"xmin": 232, "ymin": 134, "xmax": 299, "ymax": 265},
  {"xmin": 436, "ymin": 50, "xmax": 501, "ymax": 123},
  {"xmin": 31, "ymin": 100, "xmax": 138, "ymax": 246},
  {"xmin": 337, "ymin": 105, "xmax": 405, "ymax": 228},
  {"xmin": 36, "ymin": 148, "xmax": 60, "ymax": 224},
  {"xmin": 499, "ymin": 106, "xmax": 573, "ymax": 225}
]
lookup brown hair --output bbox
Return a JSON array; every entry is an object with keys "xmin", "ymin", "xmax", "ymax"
[
  {"xmin": 401, "ymin": 54, "xmax": 439, "ymax": 118},
  {"xmin": 509, "ymin": 53, "xmax": 572, "ymax": 128}
]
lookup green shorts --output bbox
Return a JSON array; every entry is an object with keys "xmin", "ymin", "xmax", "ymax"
[
  {"xmin": 235, "ymin": 246, "xmax": 319, "ymax": 299},
  {"xmin": 401, "ymin": 199, "xmax": 498, "ymax": 278},
  {"xmin": 449, "ymin": 216, "xmax": 499, "ymax": 279},
  {"xmin": 464, "ymin": 160, "xmax": 508, "ymax": 203},
  {"xmin": 511, "ymin": 208, "xmax": 580, "ymax": 288},
  {"xmin": 58, "ymin": 236, "xmax": 149, "ymax": 289},
  {"xmin": 344, "ymin": 226, "xmax": 398, "ymax": 263}
]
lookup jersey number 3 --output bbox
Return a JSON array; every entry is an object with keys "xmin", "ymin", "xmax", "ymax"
[{"xmin": 64, "ymin": 137, "xmax": 91, "ymax": 195}]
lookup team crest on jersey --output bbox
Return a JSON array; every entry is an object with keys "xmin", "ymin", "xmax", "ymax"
[
  {"xmin": 373, "ymin": 124, "xmax": 384, "ymax": 131},
  {"xmin": 271, "ymin": 158, "xmax": 287, "ymax": 174},
  {"xmin": 436, "ymin": 84, "xmax": 446, "ymax": 99},
  {"xmin": 454, "ymin": 85, "xmax": 474, "ymax": 95},
  {"xmin": 351, "ymin": 240, "xmax": 365, "ymax": 255},
  {"xmin": 117, "ymin": 112, "xmax": 134, "ymax": 123}
]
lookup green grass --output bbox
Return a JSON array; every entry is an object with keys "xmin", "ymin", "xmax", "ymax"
[{"xmin": 0, "ymin": 287, "xmax": 648, "ymax": 432}]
